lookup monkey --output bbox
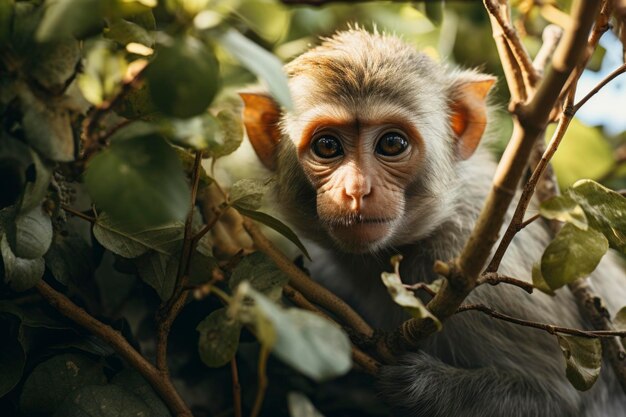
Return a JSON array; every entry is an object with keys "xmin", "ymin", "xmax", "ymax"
[{"xmin": 240, "ymin": 29, "xmax": 626, "ymax": 417}]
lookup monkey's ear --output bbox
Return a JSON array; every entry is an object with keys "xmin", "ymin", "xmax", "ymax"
[
  {"xmin": 450, "ymin": 77, "xmax": 495, "ymax": 160},
  {"xmin": 239, "ymin": 92, "xmax": 283, "ymax": 171}
]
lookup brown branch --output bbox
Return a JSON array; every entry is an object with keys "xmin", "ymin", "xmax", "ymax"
[
  {"xmin": 404, "ymin": 282, "xmax": 437, "ymax": 298},
  {"xmin": 243, "ymin": 218, "xmax": 374, "ymax": 339},
  {"xmin": 36, "ymin": 281, "xmax": 192, "ymax": 417},
  {"xmin": 250, "ymin": 346, "xmax": 269, "ymax": 417},
  {"xmin": 477, "ymin": 272, "xmax": 534, "ymax": 294},
  {"xmin": 283, "ymin": 285, "xmax": 381, "ymax": 375},
  {"xmin": 377, "ymin": 0, "xmax": 602, "ymax": 357},
  {"xmin": 231, "ymin": 358, "xmax": 243, "ymax": 417},
  {"xmin": 457, "ymin": 303, "xmax": 626, "ymax": 338},
  {"xmin": 487, "ymin": 112, "xmax": 573, "ymax": 272},
  {"xmin": 574, "ymin": 63, "xmax": 626, "ymax": 112},
  {"xmin": 156, "ymin": 151, "xmax": 203, "ymax": 373},
  {"xmin": 61, "ymin": 204, "xmax": 96, "ymax": 223},
  {"xmin": 484, "ymin": 0, "xmax": 539, "ymax": 95}
]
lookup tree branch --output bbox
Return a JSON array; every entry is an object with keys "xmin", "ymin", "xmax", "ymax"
[
  {"xmin": 36, "ymin": 281, "xmax": 192, "ymax": 417},
  {"xmin": 378, "ymin": 0, "xmax": 602, "ymax": 356},
  {"xmin": 243, "ymin": 218, "xmax": 374, "ymax": 339},
  {"xmin": 156, "ymin": 151, "xmax": 203, "ymax": 373},
  {"xmin": 283, "ymin": 285, "xmax": 381, "ymax": 375},
  {"xmin": 457, "ymin": 303, "xmax": 626, "ymax": 338}
]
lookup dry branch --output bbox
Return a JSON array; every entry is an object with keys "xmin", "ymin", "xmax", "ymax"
[{"xmin": 36, "ymin": 281, "xmax": 192, "ymax": 417}]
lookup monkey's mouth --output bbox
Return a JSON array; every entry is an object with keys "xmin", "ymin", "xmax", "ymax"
[{"xmin": 325, "ymin": 215, "xmax": 394, "ymax": 249}]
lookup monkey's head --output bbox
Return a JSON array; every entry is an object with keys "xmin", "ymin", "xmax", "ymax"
[{"xmin": 241, "ymin": 30, "xmax": 494, "ymax": 254}]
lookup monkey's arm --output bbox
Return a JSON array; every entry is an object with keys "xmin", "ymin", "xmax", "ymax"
[{"xmin": 380, "ymin": 351, "xmax": 579, "ymax": 417}]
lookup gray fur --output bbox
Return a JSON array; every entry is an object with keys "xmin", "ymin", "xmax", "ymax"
[{"xmin": 271, "ymin": 29, "xmax": 626, "ymax": 416}]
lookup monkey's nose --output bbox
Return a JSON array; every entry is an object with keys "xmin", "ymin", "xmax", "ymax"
[{"xmin": 343, "ymin": 180, "xmax": 372, "ymax": 211}]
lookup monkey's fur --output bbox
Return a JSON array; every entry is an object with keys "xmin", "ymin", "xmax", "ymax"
[{"xmin": 243, "ymin": 30, "xmax": 626, "ymax": 417}]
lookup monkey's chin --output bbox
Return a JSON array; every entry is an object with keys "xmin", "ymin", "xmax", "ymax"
[{"xmin": 327, "ymin": 223, "xmax": 392, "ymax": 253}]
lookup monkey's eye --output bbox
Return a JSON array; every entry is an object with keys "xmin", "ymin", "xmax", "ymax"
[
  {"xmin": 376, "ymin": 132, "xmax": 409, "ymax": 157},
  {"xmin": 312, "ymin": 136, "xmax": 343, "ymax": 159}
]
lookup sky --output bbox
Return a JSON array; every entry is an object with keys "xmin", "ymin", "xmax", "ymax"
[{"xmin": 576, "ymin": 31, "xmax": 626, "ymax": 136}]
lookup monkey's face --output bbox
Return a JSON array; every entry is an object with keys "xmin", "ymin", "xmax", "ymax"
[{"xmin": 294, "ymin": 111, "xmax": 424, "ymax": 253}]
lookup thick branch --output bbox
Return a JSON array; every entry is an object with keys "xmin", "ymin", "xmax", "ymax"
[
  {"xmin": 36, "ymin": 281, "xmax": 192, "ymax": 417},
  {"xmin": 380, "ymin": 0, "xmax": 601, "ymax": 355}
]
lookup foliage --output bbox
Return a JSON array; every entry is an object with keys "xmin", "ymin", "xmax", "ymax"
[{"xmin": 1, "ymin": 0, "xmax": 625, "ymax": 416}]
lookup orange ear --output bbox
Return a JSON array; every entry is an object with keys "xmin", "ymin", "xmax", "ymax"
[
  {"xmin": 239, "ymin": 93, "xmax": 283, "ymax": 171},
  {"xmin": 450, "ymin": 77, "xmax": 495, "ymax": 160}
]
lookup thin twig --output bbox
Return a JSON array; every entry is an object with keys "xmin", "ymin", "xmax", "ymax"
[
  {"xmin": 231, "ymin": 358, "xmax": 243, "ymax": 417},
  {"xmin": 250, "ymin": 346, "xmax": 269, "ymax": 417},
  {"xmin": 457, "ymin": 303, "xmax": 626, "ymax": 338},
  {"xmin": 156, "ymin": 151, "xmax": 203, "ymax": 373},
  {"xmin": 283, "ymin": 285, "xmax": 381, "ymax": 375},
  {"xmin": 403, "ymin": 283, "xmax": 437, "ymax": 298},
  {"xmin": 36, "ymin": 281, "xmax": 192, "ymax": 416},
  {"xmin": 574, "ymin": 63, "xmax": 626, "ymax": 112},
  {"xmin": 61, "ymin": 204, "xmax": 96, "ymax": 223},
  {"xmin": 477, "ymin": 272, "xmax": 534, "ymax": 294},
  {"xmin": 243, "ymin": 218, "xmax": 374, "ymax": 339}
]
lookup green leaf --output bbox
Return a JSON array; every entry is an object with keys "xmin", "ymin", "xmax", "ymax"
[
  {"xmin": 145, "ymin": 36, "xmax": 219, "ymax": 118},
  {"xmin": 19, "ymin": 87, "xmax": 75, "ymax": 162},
  {"xmin": 567, "ymin": 180, "xmax": 626, "ymax": 254},
  {"xmin": 115, "ymin": 81, "xmax": 161, "ymax": 120},
  {"xmin": 548, "ymin": 119, "xmax": 613, "ymax": 189},
  {"xmin": 1, "ymin": 234, "xmax": 44, "ymax": 291},
  {"xmin": 217, "ymin": 29, "xmax": 293, "ymax": 110},
  {"xmin": 188, "ymin": 250, "xmax": 219, "ymax": 285},
  {"xmin": 36, "ymin": 0, "xmax": 105, "ymax": 41},
  {"xmin": 197, "ymin": 307, "xmax": 242, "ymax": 368},
  {"xmin": 210, "ymin": 109, "xmax": 243, "ymax": 158},
  {"xmin": 85, "ymin": 133, "xmax": 191, "ymax": 229},
  {"xmin": 230, "ymin": 178, "xmax": 270, "ymax": 211},
  {"xmin": 105, "ymin": 18, "xmax": 154, "ymax": 47},
  {"xmin": 288, "ymin": 392, "xmax": 325, "ymax": 417},
  {"xmin": 241, "ymin": 285, "xmax": 352, "ymax": 382},
  {"xmin": 381, "ymin": 271, "xmax": 441, "ymax": 330},
  {"xmin": 54, "ymin": 384, "xmax": 152, "ymax": 417},
  {"xmin": 0, "ymin": 336, "xmax": 25, "ymax": 397},
  {"xmin": 0, "ymin": 0, "xmax": 13, "ymax": 43},
  {"xmin": 424, "ymin": 2, "xmax": 443, "ymax": 26},
  {"xmin": 111, "ymin": 369, "xmax": 171, "ymax": 417},
  {"xmin": 78, "ymin": 41, "xmax": 128, "ymax": 106},
  {"xmin": 531, "ymin": 262, "xmax": 555, "ymax": 296},
  {"xmin": 163, "ymin": 109, "xmax": 243, "ymax": 156},
  {"xmin": 235, "ymin": 207, "xmax": 310, "ymax": 260},
  {"xmin": 93, "ymin": 213, "xmax": 184, "ymax": 258},
  {"xmin": 539, "ymin": 195, "xmax": 588, "ymax": 230},
  {"xmin": 557, "ymin": 335, "xmax": 602, "ymax": 391},
  {"xmin": 0, "ymin": 300, "xmax": 72, "ymax": 330},
  {"xmin": 8, "ymin": 206, "xmax": 53, "ymax": 259},
  {"xmin": 44, "ymin": 232, "xmax": 94, "ymax": 286},
  {"xmin": 229, "ymin": 252, "xmax": 289, "ymax": 301},
  {"xmin": 27, "ymin": 39, "xmax": 81, "ymax": 93},
  {"xmin": 135, "ymin": 251, "xmax": 177, "ymax": 300},
  {"xmin": 540, "ymin": 224, "xmax": 608, "ymax": 291},
  {"xmin": 20, "ymin": 353, "xmax": 107, "ymax": 415},
  {"xmin": 613, "ymin": 306, "xmax": 626, "ymax": 331}
]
